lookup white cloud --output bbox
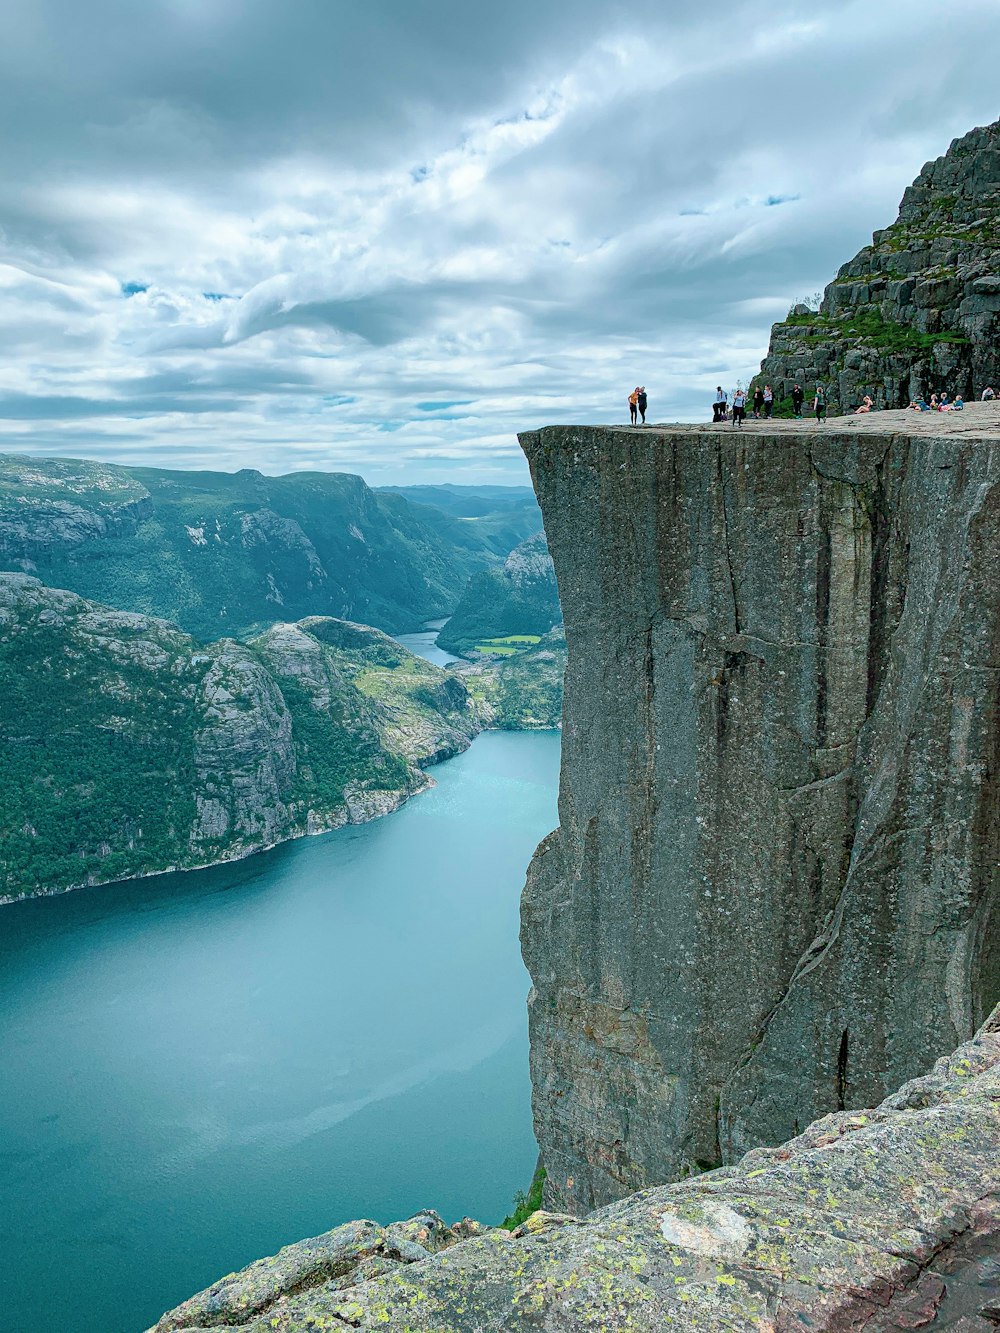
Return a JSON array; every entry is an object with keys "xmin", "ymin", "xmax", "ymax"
[{"xmin": 0, "ymin": 0, "xmax": 997, "ymax": 482}]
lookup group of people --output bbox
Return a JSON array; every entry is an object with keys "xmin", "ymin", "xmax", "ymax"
[
  {"xmin": 908, "ymin": 392, "xmax": 966, "ymax": 412},
  {"xmin": 713, "ymin": 382, "xmax": 827, "ymax": 426},
  {"xmin": 628, "ymin": 386, "xmax": 648, "ymax": 424}
]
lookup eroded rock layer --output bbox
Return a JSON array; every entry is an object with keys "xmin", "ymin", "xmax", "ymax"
[
  {"xmin": 519, "ymin": 415, "xmax": 1000, "ymax": 1212},
  {"xmin": 150, "ymin": 1006, "xmax": 1000, "ymax": 1331}
]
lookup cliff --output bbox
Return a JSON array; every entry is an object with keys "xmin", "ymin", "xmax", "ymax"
[
  {"xmin": 519, "ymin": 406, "xmax": 1000, "ymax": 1213},
  {"xmin": 150, "ymin": 1003, "xmax": 1000, "ymax": 1331},
  {"xmin": 756, "ymin": 117, "xmax": 1000, "ymax": 411},
  {"xmin": 0, "ymin": 575, "xmax": 481, "ymax": 901}
]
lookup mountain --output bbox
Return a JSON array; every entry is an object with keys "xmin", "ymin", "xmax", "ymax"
[
  {"xmin": 0, "ymin": 455, "xmax": 512, "ymax": 642},
  {"xmin": 0, "ymin": 574, "xmax": 481, "ymax": 901},
  {"xmin": 755, "ymin": 117, "xmax": 1000, "ymax": 411},
  {"xmin": 377, "ymin": 483, "xmax": 543, "ymax": 555},
  {"xmin": 436, "ymin": 532, "xmax": 562, "ymax": 656}
]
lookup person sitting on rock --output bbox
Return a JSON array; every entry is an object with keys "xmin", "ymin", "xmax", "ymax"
[
  {"xmin": 982, "ymin": 386, "xmax": 995, "ymax": 400},
  {"xmin": 637, "ymin": 387, "xmax": 648, "ymax": 424},
  {"xmin": 953, "ymin": 396, "xmax": 965, "ymax": 410},
  {"xmin": 908, "ymin": 398, "xmax": 930, "ymax": 411},
  {"xmin": 628, "ymin": 387, "xmax": 639, "ymax": 425},
  {"xmin": 855, "ymin": 395, "xmax": 874, "ymax": 414},
  {"xmin": 791, "ymin": 384, "xmax": 804, "ymax": 417},
  {"xmin": 939, "ymin": 392, "xmax": 951, "ymax": 408},
  {"xmin": 930, "ymin": 393, "xmax": 940, "ymax": 409}
]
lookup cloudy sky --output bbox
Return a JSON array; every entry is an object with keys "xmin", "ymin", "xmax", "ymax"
[{"xmin": 1, "ymin": 1, "xmax": 997, "ymax": 485}]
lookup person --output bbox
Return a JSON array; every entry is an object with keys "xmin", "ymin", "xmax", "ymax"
[
  {"xmin": 713, "ymin": 386, "xmax": 728, "ymax": 422},
  {"xmin": 763, "ymin": 384, "xmax": 774, "ymax": 418},
  {"xmin": 791, "ymin": 384, "xmax": 804, "ymax": 417},
  {"xmin": 855, "ymin": 395, "xmax": 873, "ymax": 414},
  {"xmin": 628, "ymin": 387, "xmax": 638, "ymax": 425},
  {"xmin": 930, "ymin": 393, "xmax": 939, "ymax": 409},
  {"xmin": 814, "ymin": 384, "xmax": 827, "ymax": 422},
  {"xmin": 982, "ymin": 386, "xmax": 995, "ymax": 400},
  {"xmin": 752, "ymin": 385, "xmax": 765, "ymax": 419},
  {"xmin": 954, "ymin": 395, "xmax": 965, "ymax": 410},
  {"xmin": 908, "ymin": 398, "xmax": 930, "ymax": 411},
  {"xmin": 732, "ymin": 387, "xmax": 747, "ymax": 427},
  {"xmin": 940, "ymin": 391, "xmax": 951, "ymax": 408},
  {"xmin": 637, "ymin": 386, "xmax": 648, "ymax": 425}
]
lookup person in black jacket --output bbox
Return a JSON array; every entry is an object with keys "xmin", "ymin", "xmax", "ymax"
[
  {"xmin": 637, "ymin": 386, "xmax": 647, "ymax": 424},
  {"xmin": 791, "ymin": 384, "xmax": 804, "ymax": 417}
]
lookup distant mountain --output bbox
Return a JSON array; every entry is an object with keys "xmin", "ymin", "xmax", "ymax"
[
  {"xmin": 0, "ymin": 574, "xmax": 483, "ymax": 901},
  {"xmin": 437, "ymin": 532, "xmax": 562, "ymax": 656},
  {"xmin": 0, "ymin": 455, "xmax": 512, "ymax": 641},
  {"xmin": 377, "ymin": 483, "xmax": 542, "ymax": 554}
]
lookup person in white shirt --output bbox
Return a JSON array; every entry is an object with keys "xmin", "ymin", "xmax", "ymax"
[
  {"xmin": 713, "ymin": 386, "xmax": 728, "ymax": 422},
  {"xmin": 732, "ymin": 389, "xmax": 746, "ymax": 427},
  {"xmin": 983, "ymin": 387, "xmax": 996, "ymax": 400}
]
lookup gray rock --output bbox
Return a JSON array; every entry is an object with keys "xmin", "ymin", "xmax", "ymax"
[
  {"xmin": 754, "ymin": 117, "xmax": 1000, "ymax": 410},
  {"xmin": 518, "ymin": 420, "xmax": 1000, "ymax": 1213}
]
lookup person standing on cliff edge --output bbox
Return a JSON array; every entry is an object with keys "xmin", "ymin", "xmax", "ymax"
[
  {"xmin": 814, "ymin": 384, "xmax": 827, "ymax": 422},
  {"xmin": 732, "ymin": 387, "xmax": 746, "ymax": 427},
  {"xmin": 637, "ymin": 386, "xmax": 647, "ymax": 424},
  {"xmin": 792, "ymin": 384, "xmax": 804, "ymax": 417},
  {"xmin": 628, "ymin": 387, "xmax": 638, "ymax": 425}
]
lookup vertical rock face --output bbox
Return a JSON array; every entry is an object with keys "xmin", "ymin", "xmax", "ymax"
[
  {"xmin": 519, "ymin": 420, "xmax": 1000, "ymax": 1213},
  {"xmin": 757, "ymin": 117, "xmax": 1000, "ymax": 410}
]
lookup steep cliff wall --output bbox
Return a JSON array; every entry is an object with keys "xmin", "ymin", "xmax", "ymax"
[
  {"xmin": 519, "ymin": 408, "xmax": 1000, "ymax": 1213},
  {"xmin": 756, "ymin": 117, "xmax": 1000, "ymax": 411}
]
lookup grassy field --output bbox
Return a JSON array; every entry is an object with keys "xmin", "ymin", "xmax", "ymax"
[{"xmin": 474, "ymin": 634, "xmax": 542, "ymax": 656}]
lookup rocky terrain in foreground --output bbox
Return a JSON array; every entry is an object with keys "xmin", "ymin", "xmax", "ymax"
[
  {"xmin": 0, "ymin": 574, "xmax": 481, "ymax": 901},
  {"xmin": 755, "ymin": 117, "xmax": 999, "ymax": 411},
  {"xmin": 151, "ymin": 1004, "xmax": 1000, "ymax": 1331}
]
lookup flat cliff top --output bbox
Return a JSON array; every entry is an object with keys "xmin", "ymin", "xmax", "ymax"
[{"xmin": 524, "ymin": 399, "xmax": 1000, "ymax": 442}]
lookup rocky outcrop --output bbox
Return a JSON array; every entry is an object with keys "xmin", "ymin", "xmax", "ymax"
[
  {"xmin": 757, "ymin": 118, "xmax": 1000, "ymax": 410},
  {"xmin": 0, "ymin": 576, "xmax": 482, "ymax": 901},
  {"xmin": 150, "ymin": 1004, "xmax": 1000, "ymax": 1331},
  {"xmin": 519, "ymin": 410, "xmax": 1000, "ymax": 1213}
]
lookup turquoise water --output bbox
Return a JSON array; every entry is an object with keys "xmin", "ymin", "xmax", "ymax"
[
  {"xmin": 0, "ymin": 730, "xmax": 560, "ymax": 1333},
  {"xmin": 394, "ymin": 617, "xmax": 459, "ymax": 667}
]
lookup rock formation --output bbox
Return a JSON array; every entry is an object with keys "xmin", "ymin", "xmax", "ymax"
[
  {"xmin": 519, "ymin": 408, "xmax": 1000, "ymax": 1213},
  {"xmin": 150, "ymin": 1002, "xmax": 1000, "ymax": 1331},
  {"xmin": 756, "ymin": 117, "xmax": 1000, "ymax": 411},
  {"xmin": 0, "ymin": 575, "xmax": 482, "ymax": 901}
]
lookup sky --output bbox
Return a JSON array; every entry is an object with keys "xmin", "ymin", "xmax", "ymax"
[{"xmin": 0, "ymin": 1, "xmax": 998, "ymax": 486}]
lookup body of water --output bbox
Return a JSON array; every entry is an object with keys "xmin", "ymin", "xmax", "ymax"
[
  {"xmin": 0, "ymin": 730, "xmax": 560, "ymax": 1333},
  {"xmin": 394, "ymin": 617, "xmax": 460, "ymax": 667}
]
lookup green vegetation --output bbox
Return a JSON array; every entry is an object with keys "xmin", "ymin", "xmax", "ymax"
[
  {"xmin": 0, "ymin": 578, "xmax": 480, "ymax": 901},
  {"xmin": 465, "ymin": 629, "xmax": 565, "ymax": 729},
  {"xmin": 0, "ymin": 455, "xmax": 531, "ymax": 642},
  {"xmin": 438, "ymin": 533, "xmax": 561, "ymax": 657},
  {"xmin": 780, "ymin": 307, "xmax": 970, "ymax": 351},
  {"xmin": 501, "ymin": 1164, "xmax": 547, "ymax": 1230},
  {"xmin": 475, "ymin": 635, "xmax": 542, "ymax": 657}
]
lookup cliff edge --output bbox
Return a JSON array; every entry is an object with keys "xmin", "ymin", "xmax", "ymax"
[{"xmin": 520, "ymin": 405, "xmax": 1000, "ymax": 1213}]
